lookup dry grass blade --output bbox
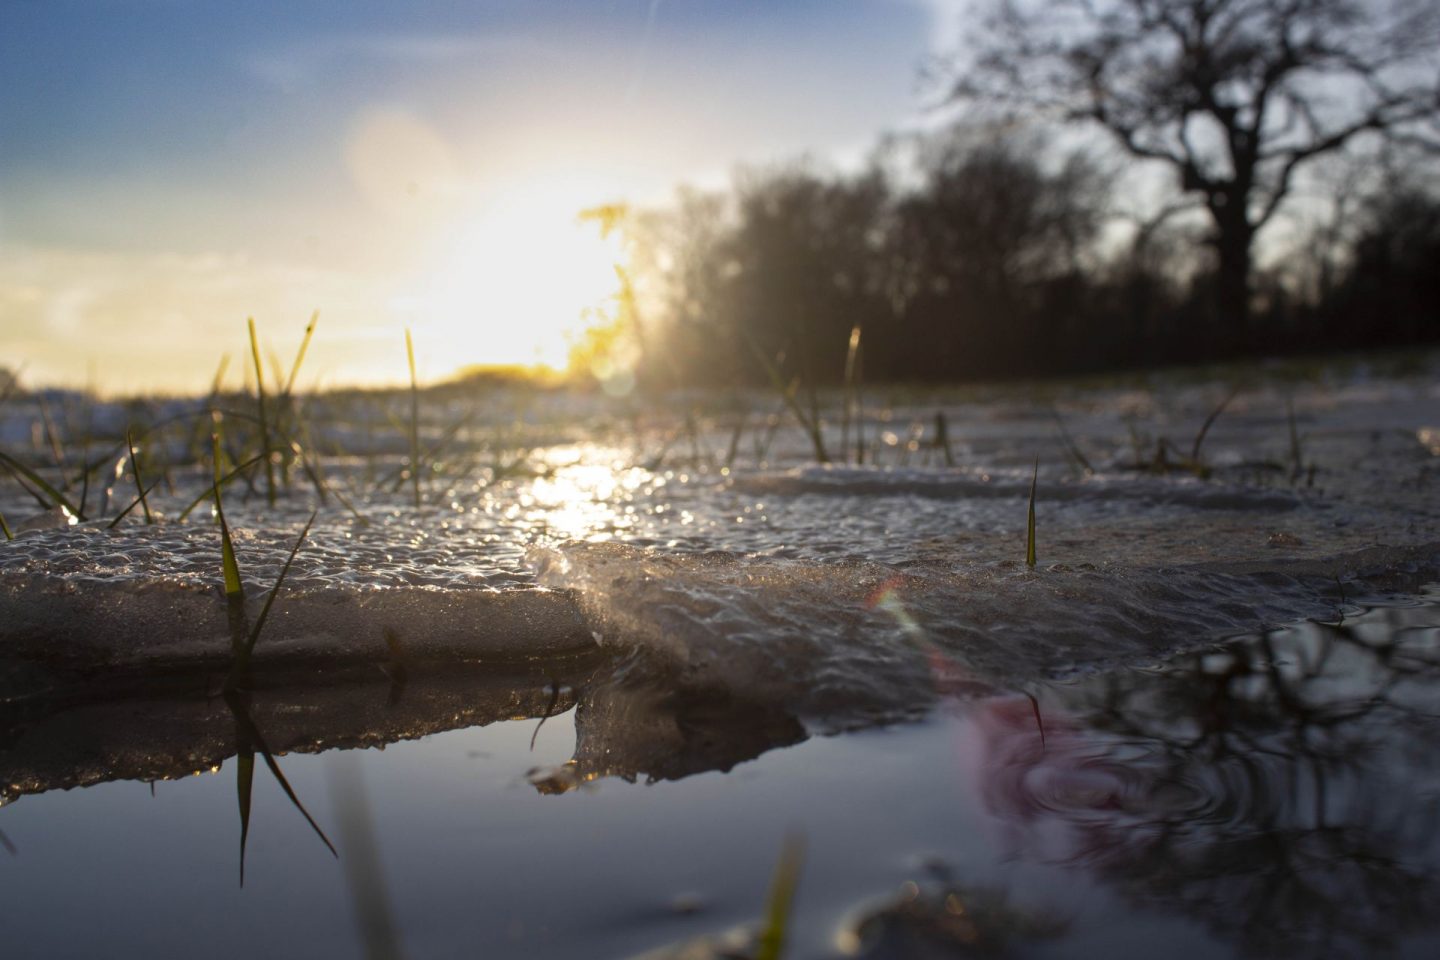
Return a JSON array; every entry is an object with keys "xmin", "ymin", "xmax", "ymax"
[
  {"xmin": 1190, "ymin": 385, "xmax": 1238, "ymax": 465},
  {"xmin": 756, "ymin": 832, "xmax": 805, "ymax": 960},
  {"xmin": 1049, "ymin": 406, "xmax": 1092, "ymax": 475},
  {"xmin": 1026, "ymin": 457, "xmax": 1038, "ymax": 569},
  {"xmin": 742, "ymin": 330, "xmax": 829, "ymax": 463},
  {"xmin": 530, "ymin": 680, "xmax": 563, "ymax": 751},
  {"xmin": 283, "ymin": 311, "xmax": 319, "ymax": 398},
  {"xmin": 406, "ymin": 328, "xmax": 422, "ymax": 507},
  {"xmin": 248, "ymin": 317, "xmax": 277, "ymax": 506},
  {"xmin": 841, "ymin": 323, "xmax": 861, "ymax": 464},
  {"xmin": 126, "ymin": 430, "xmax": 154, "ymax": 524}
]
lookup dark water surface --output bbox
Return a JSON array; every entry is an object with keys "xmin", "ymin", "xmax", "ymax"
[{"xmin": 4, "ymin": 592, "xmax": 1439, "ymax": 959}]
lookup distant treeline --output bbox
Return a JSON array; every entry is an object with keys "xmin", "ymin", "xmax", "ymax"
[{"xmin": 596, "ymin": 126, "xmax": 1440, "ymax": 389}]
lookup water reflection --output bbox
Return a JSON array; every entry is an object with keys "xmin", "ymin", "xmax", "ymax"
[
  {"xmin": 225, "ymin": 688, "xmax": 336, "ymax": 885},
  {"xmin": 980, "ymin": 604, "xmax": 1440, "ymax": 958},
  {"xmin": 0, "ymin": 662, "xmax": 591, "ymax": 801},
  {"xmin": 3, "ymin": 601, "xmax": 1439, "ymax": 957}
]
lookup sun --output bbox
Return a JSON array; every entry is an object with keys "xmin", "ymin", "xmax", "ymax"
[{"xmin": 410, "ymin": 191, "xmax": 626, "ymax": 374}]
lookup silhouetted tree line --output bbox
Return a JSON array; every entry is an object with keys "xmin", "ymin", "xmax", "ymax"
[
  {"xmin": 611, "ymin": 127, "xmax": 1438, "ymax": 388},
  {"xmin": 600, "ymin": 0, "xmax": 1439, "ymax": 387}
]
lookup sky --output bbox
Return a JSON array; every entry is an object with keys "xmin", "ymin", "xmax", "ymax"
[{"xmin": 0, "ymin": 0, "xmax": 965, "ymax": 394}]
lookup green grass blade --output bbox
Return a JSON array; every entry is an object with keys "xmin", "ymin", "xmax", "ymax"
[
  {"xmin": 235, "ymin": 746, "xmax": 254, "ymax": 888},
  {"xmin": 177, "ymin": 453, "xmax": 266, "ymax": 522},
  {"xmin": 243, "ymin": 508, "xmax": 317, "ymax": 655},
  {"xmin": 106, "ymin": 478, "xmax": 163, "ymax": 529},
  {"xmin": 0, "ymin": 509, "xmax": 12, "ymax": 540},
  {"xmin": 248, "ymin": 317, "xmax": 276, "ymax": 506},
  {"xmin": 212, "ymin": 435, "xmax": 244, "ymax": 600},
  {"xmin": 126, "ymin": 430, "xmax": 154, "ymax": 524},
  {"xmin": 756, "ymin": 833, "xmax": 805, "ymax": 960},
  {"xmin": 228, "ymin": 689, "xmax": 337, "ymax": 861},
  {"xmin": 406, "ymin": 328, "xmax": 422, "ymax": 507},
  {"xmin": 0, "ymin": 451, "xmax": 84, "ymax": 519},
  {"xmin": 1026, "ymin": 457, "xmax": 1038, "ymax": 569},
  {"xmin": 252, "ymin": 725, "xmax": 338, "ymax": 860}
]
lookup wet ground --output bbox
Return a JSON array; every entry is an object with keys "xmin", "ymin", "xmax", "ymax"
[{"xmin": 2, "ymin": 357, "xmax": 1439, "ymax": 956}]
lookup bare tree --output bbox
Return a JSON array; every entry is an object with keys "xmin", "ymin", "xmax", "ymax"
[{"xmin": 946, "ymin": 0, "xmax": 1440, "ymax": 343}]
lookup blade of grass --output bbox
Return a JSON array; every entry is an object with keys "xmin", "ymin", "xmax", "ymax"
[
  {"xmin": 247, "ymin": 713, "xmax": 338, "ymax": 860},
  {"xmin": 282, "ymin": 310, "xmax": 318, "ymax": 398},
  {"xmin": 1025, "ymin": 691, "xmax": 1047, "ymax": 749},
  {"xmin": 1190, "ymin": 385, "xmax": 1238, "ymax": 465},
  {"xmin": 0, "ymin": 450, "xmax": 84, "ymax": 519},
  {"xmin": 530, "ymin": 680, "xmax": 562, "ymax": 752},
  {"xmin": 1287, "ymin": 396, "xmax": 1304, "ymax": 482},
  {"xmin": 243, "ymin": 508, "xmax": 317, "ymax": 656},
  {"xmin": 406, "ymin": 328, "xmax": 421, "ymax": 507},
  {"xmin": 248, "ymin": 317, "xmax": 276, "ymax": 506},
  {"xmin": 37, "ymin": 395, "xmax": 68, "ymax": 481},
  {"xmin": 741, "ymin": 331, "xmax": 829, "ymax": 463},
  {"xmin": 225, "ymin": 688, "xmax": 337, "ymax": 887},
  {"xmin": 212, "ymin": 435, "xmax": 244, "ymax": 601},
  {"xmin": 724, "ymin": 410, "xmax": 747, "ymax": 470},
  {"xmin": 177, "ymin": 453, "xmax": 266, "ymax": 522},
  {"xmin": 236, "ymin": 747, "xmax": 254, "ymax": 887},
  {"xmin": 841, "ymin": 323, "xmax": 861, "ymax": 465},
  {"xmin": 935, "ymin": 411, "xmax": 954, "ymax": 467},
  {"xmin": 0, "ymin": 509, "xmax": 12, "ymax": 540},
  {"xmin": 1025, "ymin": 457, "xmax": 1038, "ymax": 569},
  {"xmin": 106, "ymin": 477, "xmax": 163, "ymax": 529},
  {"xmin": 756, "ymin": 833, "xmax": 805, "ymax": 960},
  {"xmin": 125, "ymin": 429, "xmax": 154, "ymax": 524},
  {"xmin": 1049, "ymin": 406, "xmax": 1093, "ymax": 475}
]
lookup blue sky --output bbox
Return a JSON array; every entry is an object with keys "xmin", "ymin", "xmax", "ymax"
[{"xmin": 0, "ymin": 0, "xmax": 962, "ymax": 392}]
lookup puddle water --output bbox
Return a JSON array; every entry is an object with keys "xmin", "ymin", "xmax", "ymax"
[{"xmin": 2, "ymin": 595, "xmax": 1438, "ymax": 959}]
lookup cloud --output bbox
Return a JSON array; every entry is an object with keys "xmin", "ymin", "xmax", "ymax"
[
  {"xmin": 242, "ymin": 32, "xmax": 561, "ymax": 89},
  {"xmin": 0, "ymin": 245, "xmax": 401, "ymax": 394}
]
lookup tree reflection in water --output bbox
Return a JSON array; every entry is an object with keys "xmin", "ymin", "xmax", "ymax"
[{"xmin": 978, "ymin": 601, "xmax": 1440, "ymax": 958}]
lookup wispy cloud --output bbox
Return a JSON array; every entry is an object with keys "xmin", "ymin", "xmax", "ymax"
[{"xmin": 243, "ymin": 32, "xmax": 563, "ymax": 88}]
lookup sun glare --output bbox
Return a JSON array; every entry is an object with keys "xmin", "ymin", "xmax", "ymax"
[{"xmin": 407, "ymin": 193, "xmax": 626, "ymax": 376}]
